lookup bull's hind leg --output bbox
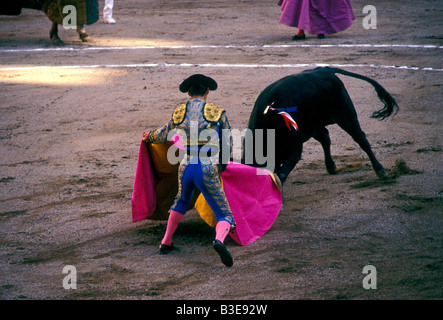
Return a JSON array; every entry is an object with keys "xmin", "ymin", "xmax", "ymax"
[
  {"xmin": 336, "ymin": 115, "xmax": 386, "ymax": 179},
  {"xmin": 313, "ymin": 127, "xmax": 337, "ymax": 174}
]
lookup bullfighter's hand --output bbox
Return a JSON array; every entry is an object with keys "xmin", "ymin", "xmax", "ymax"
[{"xmin": 142, "ymin": 131, "xmax": 150, "ymax": 142}]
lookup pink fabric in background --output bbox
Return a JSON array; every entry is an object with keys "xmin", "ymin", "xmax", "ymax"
[{"xmin": 279, "ymin": 0, "xmax": 355, "ymax": 35}]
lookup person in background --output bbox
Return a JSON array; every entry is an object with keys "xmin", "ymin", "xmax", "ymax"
[
  {"xmin": 103, "ymin": 0, "xmax": 115, "ymax": 24},
  {"xmin": 278, "ymin": 0, "xmax": 355, "ymax": 40}
]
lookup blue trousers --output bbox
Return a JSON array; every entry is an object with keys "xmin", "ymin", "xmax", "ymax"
[{"xmin": 171, "ymin": 158, "xmax": 234, "ymax": 225}]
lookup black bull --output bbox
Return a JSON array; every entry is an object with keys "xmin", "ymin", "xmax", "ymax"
[{"xmin": 244, "ymin": 67, "xmax": 398, "ymax": 185}]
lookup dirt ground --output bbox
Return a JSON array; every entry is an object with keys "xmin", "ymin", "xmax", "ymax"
[{"xmin": 0, "ymin": 0, "xmax": 442, "ymax": 301}]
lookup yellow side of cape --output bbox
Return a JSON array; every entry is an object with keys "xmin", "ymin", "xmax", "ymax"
[{"xmin": 194, "ymin": 179, "xmax": 223, "ymax": 228}]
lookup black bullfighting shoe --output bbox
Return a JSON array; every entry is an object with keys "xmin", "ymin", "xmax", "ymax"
[
  {"xmin": 158, "ymin": 243, "xmax": 177, "ymax": 254},
  {"xmin": 213, "ymin": 240, "xmax": 233, "ymax": 267}
]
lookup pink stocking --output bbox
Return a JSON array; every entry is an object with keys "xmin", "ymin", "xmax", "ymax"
[
  {"xmin": 215, "ymin": 221, "xmax": 231, "ymax": 243},
  {"xmin": 161, "ymin": 210, "xmax": 184, "ymax": 246}
]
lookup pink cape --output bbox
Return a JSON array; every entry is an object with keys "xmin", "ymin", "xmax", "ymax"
[
  {"xmin": 279, "ymin": 0, "xmax": 355, "ymax": 35},
  {"xmin": 131, "ymin": 140, "xmax": 157, "ymax": 222},
  {"xmin": 131, "ymin": 139, "xmax": 282, "ymax": 246},
  {"xmin": 218, "ymin": 162, "xmax": 282, "ymax": 245}
]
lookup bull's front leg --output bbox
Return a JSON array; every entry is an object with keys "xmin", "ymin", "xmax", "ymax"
[
  {"xmin": 313, "ymin": 127, "xmax": 337, "ymax": 174},
  {"xmin": 276, "ymin": 142, "xmax": 303, "ymax": 185}
]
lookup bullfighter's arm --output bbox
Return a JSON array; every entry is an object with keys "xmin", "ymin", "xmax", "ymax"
[{"xmin": 143, "ymin": 119, "xmax": 175, "ymax": 144}]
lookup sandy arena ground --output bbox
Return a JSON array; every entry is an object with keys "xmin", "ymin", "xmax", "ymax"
[{"xmin": 0, "ymin": 0, "xmax": 442, "ymax": 300}]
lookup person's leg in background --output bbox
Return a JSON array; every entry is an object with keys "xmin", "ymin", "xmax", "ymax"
[{"xmin": 103, "ymin": 0, "xmax": 115, "ymax": 24}]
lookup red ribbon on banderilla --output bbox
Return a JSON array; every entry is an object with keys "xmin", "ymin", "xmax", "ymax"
[{"xmin": 263, "ymin": 102, "xmax": 299, "ymax": 132}]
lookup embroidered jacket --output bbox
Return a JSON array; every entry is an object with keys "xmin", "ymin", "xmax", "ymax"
[{"xmin": 147, "ymin": 98, "xmax": 231, "ymax": 164}]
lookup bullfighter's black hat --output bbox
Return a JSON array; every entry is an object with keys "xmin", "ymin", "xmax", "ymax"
[{"xmin": 179, "ymin": 74, "xmax": 218, "ymax": 93}]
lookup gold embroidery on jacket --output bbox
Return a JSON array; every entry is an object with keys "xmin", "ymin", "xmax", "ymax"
[
  {"xmin": 172, "ymin": 104, "xmax": 187, "ymax": 125},
  {"xmin": 203, "ymin": 103, "xmax": 225, "ymax": 123}
]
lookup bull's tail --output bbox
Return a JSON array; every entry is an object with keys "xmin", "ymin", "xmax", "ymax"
[{"xmin": 332, "ymin": 68, "xmax": 398, "ymax": 120}]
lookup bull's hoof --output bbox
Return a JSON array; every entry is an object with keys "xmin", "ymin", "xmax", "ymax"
[
  {"xmin": 326, "ymin": 163, "xmax": 337, "ymax": 175},
  {"xmin": 79, "ymin": 33, "xmax": 91, "ymax": 42},
  {"xmin": 375, "ymin": 167, "xmax": 387, "ymax": 179}
]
